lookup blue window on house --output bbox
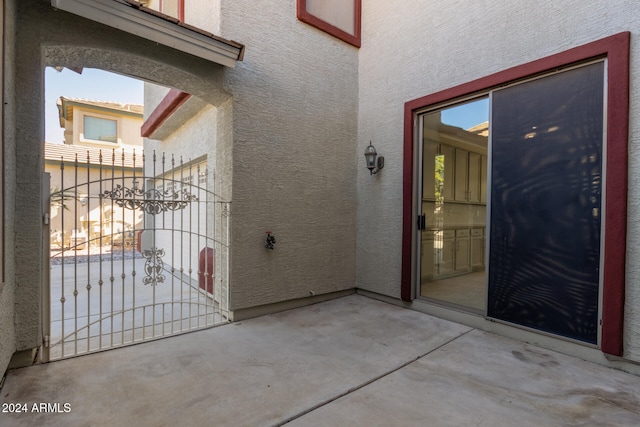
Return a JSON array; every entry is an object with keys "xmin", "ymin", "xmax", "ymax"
[{"xmin": 84, "ymin": 116, "xmax": 117, "ymax": 143}]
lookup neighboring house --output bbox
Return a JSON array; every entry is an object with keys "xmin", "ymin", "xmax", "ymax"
[
  {"xmin": 46, "ymin": 97, "xmax": 144, "ymax": 251},
  {"xmin": 45, "ymin": 142, "xmax": 143, "ymax": 251},
  {"xmin": 56, "ymin": 96, "xmax": 144, "ymax": 151},
  {"xmin": 3, "ymin": 0, "xmax": 640, "ymax": 377}
]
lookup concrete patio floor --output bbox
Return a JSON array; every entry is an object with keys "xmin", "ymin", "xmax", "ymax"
[{"xmin": 1, "ymin": 295, "xmax": 640, "ymax": 426}]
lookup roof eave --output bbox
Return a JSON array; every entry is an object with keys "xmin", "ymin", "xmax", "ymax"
[{"xmin": 51, "ymin": 0, "xmax": 244, "ymax": 68}]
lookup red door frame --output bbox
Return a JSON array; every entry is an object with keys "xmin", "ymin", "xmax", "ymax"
[{"xmin": 402, "ymin": 32, "xmax": 630, "ymax": 356}]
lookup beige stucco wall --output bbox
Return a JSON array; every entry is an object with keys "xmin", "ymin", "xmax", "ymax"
[
  {"xmin": 218, "ymin": 0, "xmax": 359, "ymax": 311},
  {"xmin": 356, "ymin": 0, "xmax": 640, "ymax": 362},
  {"xmin": 0, "ymin": 0, "xmax": 17, "ymax": 374}
]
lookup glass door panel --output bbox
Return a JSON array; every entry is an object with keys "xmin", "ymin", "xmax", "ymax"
[{"xmin": 419, "ymin": 97, "xmax": 489, "ymax": 312}]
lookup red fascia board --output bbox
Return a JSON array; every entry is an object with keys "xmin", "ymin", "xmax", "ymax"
[
  {"xmin": 141, "ymin": 89, "xmax": 191, "ymax": 138},
  {"xmin": 296, "ymin": 0, "xmax": 361, "ymax": 48},
  {"xmin": 402, "ymin": 32, "xmax": 630, "ymax": 355}
]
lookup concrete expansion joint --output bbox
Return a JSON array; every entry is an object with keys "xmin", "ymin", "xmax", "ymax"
[{"xmin": 274, "ymin": 329, "xmax": 475, "ymax": 426}]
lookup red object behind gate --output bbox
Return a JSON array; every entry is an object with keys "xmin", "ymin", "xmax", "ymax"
[
  {"xmin": 199, "ymin": 247, "xmax": 215, "ymax": 294},
  {"xmin": 136, "ymin": 230, "xmax": 144, "ymax": 253}
]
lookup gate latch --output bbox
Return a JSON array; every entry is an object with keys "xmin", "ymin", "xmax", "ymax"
[{"xmin": 43, "ymin": 213, "xmax": 50, "ymax": 225}]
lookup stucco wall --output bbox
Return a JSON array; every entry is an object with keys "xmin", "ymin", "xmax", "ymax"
[
  {"xmin": 218, "ymin": 0, "xmax": 359, "ymax": 310},
  {"xmin": 185, "ymin": 0, "xmax": 221, "ymax": 34},
  {"xmin": 356, "ymin": 0, "xmax": 640, "ymax": 361},
  {"xmin": 0, "ymin": 0, "xmax": 17, "ymax": 375}
]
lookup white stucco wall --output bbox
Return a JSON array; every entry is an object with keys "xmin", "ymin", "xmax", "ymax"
[
  {"xmin": 185, "ymin": 0, "xmax": 221, "ymax": 34},
  {"xmin": 218, "ymin": 0, "xmax": 359, "ymax": 310},
  {"xmin": 357, "ymin": 0, "xmax": 640, "ymax": 361}
]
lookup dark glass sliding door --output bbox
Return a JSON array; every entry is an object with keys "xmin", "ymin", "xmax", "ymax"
[{"xmin": 488, "ymin": 62, "xmax": 604, "ymax": 344}]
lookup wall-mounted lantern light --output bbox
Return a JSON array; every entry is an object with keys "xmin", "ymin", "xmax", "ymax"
[{"xmin": 364, "ymin": 141, "xmax": 384, "ymax": 175}]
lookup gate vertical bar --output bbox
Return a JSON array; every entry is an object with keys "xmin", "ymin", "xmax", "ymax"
[
  {"xmin": 73, "ymin": 153, "xmax": 79, "ymax": 355},
  {"xmin": 85, "ymin": 151, "xmax": 92, "ymax": 353},
  {"xmin": 98, "ymin": 150, "xmax": 104, "ymax": 350},
  {"xmin": 42, "ymin": 172, "xmax": 51, "ymax": 363},
  {"xmin": 168, "ymin": 153, "xmax": 176, "ymax": 334},
  {"xmin": 132, "ymin": 150, "xmax": 139, "ymax": 342},
  {"xmin": 120, "ymin": 150, "xmax": 126, "ymax": 344},
  {"xmin": 109, "ymin": 149, "xmax": 115, "ymax": 349},
  {"xmin": 59, "ymin": 156, "xmax": 66, "ymax": 358}
]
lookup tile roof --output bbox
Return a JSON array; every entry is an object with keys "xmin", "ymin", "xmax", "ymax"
[
  {"xmin": 44, "ymin": 142, "xmax": 143, "ymax": 169},
  {"xmin": 57, "ymin": 96, "xmax": 144, "ymax": 116}
]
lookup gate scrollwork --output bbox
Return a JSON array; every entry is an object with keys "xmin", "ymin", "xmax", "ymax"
[
  {"xmin": 102, "ymin": 184, "xmax": 198, "ymax": 215},
  {"xmin": 142, "ymin": 247, "xmax": 166, "ymax": 286}
]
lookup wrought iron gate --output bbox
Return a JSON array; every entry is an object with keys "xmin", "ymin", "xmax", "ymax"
[{"xmin": 43, "ymin": 149, "xmax": 230, "ymax": 361}]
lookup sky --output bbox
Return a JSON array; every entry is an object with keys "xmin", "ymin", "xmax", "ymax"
[
  {"xmin": 440, "ymin": 97, "xmax": 489, "ymax": 130},
  {"xmin": 45, "ymin": 67, "xmax": 144, "ymax": 144},
  {"xmin": 45, "ymin": 66, "xmax": 488, "ymax": 143}
]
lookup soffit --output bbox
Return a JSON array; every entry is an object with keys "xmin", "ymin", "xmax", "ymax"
[{"xmin": 50, "ymin": 0, "xmax": 245, "ymax": 67}]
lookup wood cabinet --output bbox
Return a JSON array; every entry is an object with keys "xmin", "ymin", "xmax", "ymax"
[
  {"xmin": 422, "ymin": 141, "xmax": 488, "ymax": 206},
  {"xmin": 423, "ymin": 228, "xmax": 485, "ymax": 280},
  {"xmin": 480, "ymin": 155, "xmax": 488, "ymax": 203},
  {"xmin": 441, "ymin": 145, "xmax": 455, "ymax": 202},
  {"xmin": 422, "ymin": 141, "xmax": 438, "ymax": 200},
  {"xmin": 454, "ymin": 148, "xmax": 469, "ymax": 202},
  {"xmin": 454, "ymin": 149, "xmax": 484, "ymax": 203},
  {"xmin": 468, "ymin": 152, "xmax": 481, "ymax": 203},
  {"xmin": 455, "ymin": 229, "xmax": 470, "ymax": 272},
  {"xmin": 471, "ymin": 228, "xmax": 485, "ymax": 270},
  {"xmin": 421, "ymin": 231, "xmax": 435, "ymax": 281},
  {"xmin": 423, "ymin": 144, "xmax": 486, "ymax": 204}
]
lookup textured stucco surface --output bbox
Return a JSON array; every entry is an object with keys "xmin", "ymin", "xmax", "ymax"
[
  {"xmin": 0, "ymin": 0, "xmax": 17, "ymax": 375},
  {"xmin": 219, "ymin": 0, "xmax": 359, "ymax": 310},
  {"xmin": 356, "ymin": 0, "xmax": 640, "ymax": 361}
]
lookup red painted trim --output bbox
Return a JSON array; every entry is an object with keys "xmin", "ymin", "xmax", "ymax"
[
  {"xmin": 296, "ymin": 0, "xmax": 361, "ymax": 48},
  {"xmin": 601, "ymin": 33, "xmax": 630, "ymax": 356},
  {"xmin": 402, "ymin": 32, "xmax": 630, "ymax": 355},
  {"xmin": 140, "ymin": 89, "xmax": 191, "ymax": 138},
  {"xmin": 178, "ymin": 0, "xmax": 185, "ymax": 22}
]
